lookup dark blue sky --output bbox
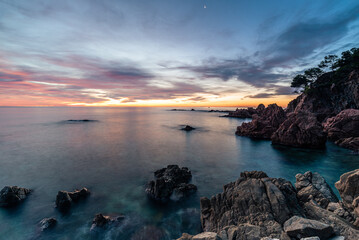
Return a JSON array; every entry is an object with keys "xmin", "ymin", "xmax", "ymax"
[{"xmin": 0, "ymin": 0, "xmax": 358, "ymax": 106}]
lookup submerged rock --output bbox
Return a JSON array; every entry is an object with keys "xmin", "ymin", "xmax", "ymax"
[
  {"xmin": 236, "ymin": 104, "xmax": 286, "ymax": 139},
  {"xmin": 39, "ymin": 218, "xmax": 57, "ymax": 231},
  {"xmin": 90, "ymin": 213, "xmax": 125, "ymax": 231},
  {"xmin": 0, "ymin": 186, "xmax": 31, "ymax": 207},
  {"xmin": 55, "ymin": 187, "xmax": 90, "ymax": 212},
  {"xmin": 271, "ymin": 112, "xmax": 327, "ymax": 149},
  {"xmin": 182, "ymin": 125, "xmax": 196, "ymax": 131},
  {"xmin": 146, "ymin": 165, "xmax": 196, "ymax": 202},
  {"xmin": 283, "ymin": 216, "xmax": 334, "ymax": 240}
]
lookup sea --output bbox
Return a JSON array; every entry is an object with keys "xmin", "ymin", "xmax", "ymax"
[{"xmin": 0, "ymin": 107, "xmax": 358, "ymax": 240}]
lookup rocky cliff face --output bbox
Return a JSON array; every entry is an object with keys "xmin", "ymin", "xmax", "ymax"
[
  {"xmin": 179, "ymin": 170, "xmax": 359, "ymax": 240},
  {"xmin": 287, "ymin": 70, "xmax": 359, "ymax": 121}
]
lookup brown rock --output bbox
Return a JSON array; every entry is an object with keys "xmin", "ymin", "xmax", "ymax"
[
  {"xmin": 335, "ymin": 137, "xmax": 359, "ymax": 151},
  {"xmin": 323, "ymin": 109, "xmax": 359, "ymax": 141},
  {"xmin": 335, "ymin": 169, "xmax": 359, "ymax": 209}
]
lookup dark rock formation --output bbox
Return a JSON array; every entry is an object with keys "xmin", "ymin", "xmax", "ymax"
[
  {"xmin": 335, "ymin": 137, "xmax": 359, "ymax": 151},
  {"xmin": 295, "ymin": 171, "xmax": 338, "ymax": 208},
  {"xmin": 90, "ymin": 213, "xmax": 125, "ymax": 231},
  {"xmin": 283, "ymin": 216, "xmax": 334, "ymax": 239},
  {"xmin": 39, "ymin": 218, "xmax": 57, "ymax": 231},
  {"xmin": 225, "ymin": 104, "xmax": 265, "ymax": 118},
  {"xmin": 182, "ymin": 125, "xmax": 196, "ymax": 131},
  {"xmin": 323, "ymin": 109, "xmax": 359, "ymax": 141},
  {"xmin": 236, "ymin": 104, "xmax": 287, "ymax": 139},
  {"xmin": 287, "ymin": 70, "xmax": 359, "ymax": 121},
  {"xmin": 200, "ymin": 171, "xmax": 303, "ymax": 239},
  {"xmin": 271, "ymin": 112, "xmax": 327, "ymax": 149},
  {"xmin": 55, "ymin": 187, "xmax": 90, "ymax": 212},
  {"xmin": 146, "ymin": 165, "xmax": 196, "ymax": 202},
  {"xmin": 0, "ymin": 186, "xmax": 31, "ymax": 207},
  {"xmin": 66, "ymin": 119, "xmax": 97, "ymax": 122}
]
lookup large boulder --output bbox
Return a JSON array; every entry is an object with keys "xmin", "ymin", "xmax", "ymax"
[
  {"xmin": 200, "ymin": 171, "xmax": 303, "ymax": 238},
  {"xmin": 287, "ymin": 70, "xmax": 359, "ymax": 121},
  {"xmin": 295, "ymin": 171, "xmax": 338, "ymax": 208},
  {"xmin": 145, "ymin": 165, "xmax": 197, "ymax": 202},
  {"xmin": 55, "ymin": 187, "xmax": 90, "ymax": 212},
  {"xmin": 271, "ymin": 112, "xmax": 327, "ymax": 149},
  {"xmin": 283, "ymin": 216, "xmax": 334, "ymax": 239},
  {"xmin": 323, "ymin": 109, "xmax": 359, "ymax": 141},
  {"xmin": 236, "ymin": 104, "xmax": 287, "ymax": 139},
  {"xmin": 0, "ymin": 186, "xmax": 31, "ymax": 207},
  {"xmin": 335, "ymin": 169, "xmax": 359, "ymax": 209}
]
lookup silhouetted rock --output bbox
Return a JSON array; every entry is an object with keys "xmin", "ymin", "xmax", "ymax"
[
  {"xmin": 146, "ymin": 165, "xmax": 196, "ymax": 202},
  {"xmin": 283, "ymin": 216, "xmax": 334, "ymax": 239},
  {"xmin": 66, "ymin": 119, "xmax": 97, "ymax": 122},
  {"xmin": 182, "ymin": 125, "xmax": 196, "ymax": 131},
  {"xmin": 225, "ymin": 104, "xmax": 266, "ymax": 118},
  {"xmin": 236, "ymin": 104, "xmax": 287, "ymax": 139},
  {"xmin": 0, "ymin": 186, "xmax": 31, "ymax": 207},
  {"xmin": 90, "ymin": 213, "xmax": 125, "ymax": 231},
  {"xmin": 287, "ymin": 71, "xmax": 359, "ymax": 121},
  {"xmin": 271, "ymin": 112, "xmax": 327, "ymax": 149},
  {"xmin": 39, "ymin": 218, "xmax": 57, "ymax": 231},
  {"xmin": 55, "ymin": 187, "xmax": 90, "ymax": 212},
  {"xmin": 295, "ymin": 171, "xmax": 338, "ymax": 208}
]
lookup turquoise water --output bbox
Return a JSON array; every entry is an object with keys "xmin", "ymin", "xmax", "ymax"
[{"xmin": 0, "ymin": 107, "xmax": 358, "ymax": 240}]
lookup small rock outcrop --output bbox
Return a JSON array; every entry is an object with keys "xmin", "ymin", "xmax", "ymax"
[
  {"xmin": 323, "ymin": 109, "xmax": 359, "ymax": 141},
  {"xmin": 226, "ymin": 104, "xmax": 265, "ymax": 118},
  {"xmin": 0, "ymin": 186, "xmax": 31, "ymax": 207},
  {"xmin": 182, "ymin": 125, "xmax": 196, "ymax": 131},
  {"xmin": 200, "ymin": 171, "xmax": 303, "ymax": 239},
  {"xmin": 283, "ymin": 216, "xmax": 334, "ymax": 239},
  {"xmin": 295, "ymin": 171, "xmax": 338, "ymax": 208},
  {"xmin": 236, "ymin": 104, "xmax": 287, "ymax": 139},
  {"xmin": 146, "ymin": 165, "xmax": 197, "ymax": 202},
  {"xmin": 90, "ymin": 213, "xmax": 125, "ymax": 231},
  {"xmin": 271, "ymin": 112, "xmax": 327, "ymax": 149},
  {"xmin": 335, "ymin": 137, "xmax": 359, "ymax": 151},
  {"xmin": 39, "ymin": 218, "xmax": 57, "ymax": 231},
  {"xmin": 55, "ymin": 187, "xmax": 90, "ymax": 212}
]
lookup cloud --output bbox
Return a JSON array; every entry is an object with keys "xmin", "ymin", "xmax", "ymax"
[{"xmin": 247, "ymin": 86, "xmax": 297, "ymax": 98}]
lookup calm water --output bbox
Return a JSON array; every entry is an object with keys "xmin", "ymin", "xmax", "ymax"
[{"xmin": 0, "ymin": 107, "xmax": 358, "ymax": 240}]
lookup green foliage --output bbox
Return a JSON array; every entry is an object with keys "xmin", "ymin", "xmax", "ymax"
[{"xmin": 290, "ymin": 47, "xmax": 359, "ymax": 91}]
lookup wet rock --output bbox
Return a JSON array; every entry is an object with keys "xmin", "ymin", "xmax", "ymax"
[
  {"xmin": 39, "ymin": 218, "xmax": 57, "ymax": 231},
  {"xmin": 271, "ymin": 112, "xmax": 327, "ymax": 149},
  {"xmin": 0, "ymin": 186, "xmax": 31, "ymax": 207},
  {"xmin": 55, "ymin": 187, "xmax": 90, "ymax": 212},
  {"xmin": 90, "ymin": 213, "xmax": 125, "ymax": 231},
  {"xmin": 236, "ymin": 104, "xmax": 287, "ymax": 139},
  {"xmin": 283, "ymin": 216, "xmax": 334, "ymax": 239},
  {"xmin": 295, "ymin": 171, "xmax": 338, "ymax": 208},
  {"xmin": 182, "ymin": 125, "xmax": 196, "ymax": 131},
  {"xmin": 335, "ymin": 137, "xmax": 359, "ymax": 151},
  {"xmin": 173, "ymin": 183, "xmax": 197, "ymax": 200},
  {"xmin": 146, "ymin": 165, "xmax": 196, "ymax": 202},
  {"xmin": 200, "ymin": 171, "xmax": 303, "ymax": 238},
  {"xmin": 323, "ymin": 109, "xmax": 359, "ymax": 141}
]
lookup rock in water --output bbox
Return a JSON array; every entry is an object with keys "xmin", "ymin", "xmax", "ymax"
[
  {"xmin": 146, "ymin": 165, "xmax": 197, "ymax": 202},
  {"xmin": 283, "ymin": 216, "xmax": 334, "ymax": 240},
  {"xmin": 271, "ymin": 112, "xmax": 327, "ymax": 149},
  {"xmin": 323, "ymin": 109, "xmax": 359, "ymax": 140},
  {"xmin": 0, "ymin": 186, "xmax": 31, "ymax": 207},
  {"xmin": 335, "ymin": 137, "xmax": 359, "ymax": 151},
  {"xmin": 236, "ymin": 104, "xmax": 287, "ymax": 139},
  {"xmin": 295, "ymin": 171, "xmax": 338, "ymax": 208},
  {"xmin": 200, "ymin": 171, "xmax": 303, "ymax": 238},
  {"xmin": 55, "ymin": 187, "xmax": 90, "ymax": 212},
  {"xmin": 182, "ymin": 125, "xmax": 196, "ymax": 131},
  {"xmin": 90, "ymin": 213, "xmax": 125, "ymax": 231},
  {"xmin": 39, "ymin": 218, "xmax": 57, "ymax": 231}
]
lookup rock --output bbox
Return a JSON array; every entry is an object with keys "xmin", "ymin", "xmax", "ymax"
[
  {"xmin": 225, "ymin": 104, "xmax": 265, "ymax": 118},
  {"xmin": 236, "ymin": 104, "xmax": 287, "ymax": 139},
  {"xmin": 335, "ymin": 169, "xmax": 359, "ymax": 209},
  {"xmin": 182, "ymin": 125, "xmax": 196, "ymax": 131},
  {"xmin": 323, "ymin": 109, "xmax": 359, "ymax": 141},
  {"xmin": 335, "ymin": 137, "xmax": 359, "ymax": 151},
  {"xmin": 287, "ymin": 70, "xmax": 359, "ymax": 121},
  {"xmin": 200, "ymin": 171, "xmax": 303, "ymax": 238},
  {"xmin": 90, "ymin": 213, "xmax": 125, "ymax": 231},
  {"xmin": 271, "ymin": 112, "xmax": 327, "ymax": 149},
  {"xmin": 300, "ymin": 237, "xmax": 320, "ymax": 240},
  {"xmin": 39, "ymin": 218, "xmax": 57, "ymax": 231},
  {"xmin": 146, "ymin": 165, "xmax": 196, "ymax": 202},
  {"xmin": 192, "ymin": 232, "xmax": 221, "ymax": 240},
  {"xmin": 55, "ymin": 188, "xmax": 90, "ymax": 212},
  {"xmin": 283, "ymin": 216, "xmax": 334, "ymax": 239},
  {"xmin": 173, "ymin": 183, "xmax": 197, "ymax": 200},
  {"xmin": 295, "ymin": 171, "xmax": 338, "ymax": 208},
  {"xmin": 0, "ymin": 186, "xmax": 31, "ymax": 207}
]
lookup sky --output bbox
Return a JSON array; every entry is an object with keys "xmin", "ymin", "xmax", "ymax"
[{"xmin": 0, "ymin": 0, "xmax": 358, "ymax": 107}]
